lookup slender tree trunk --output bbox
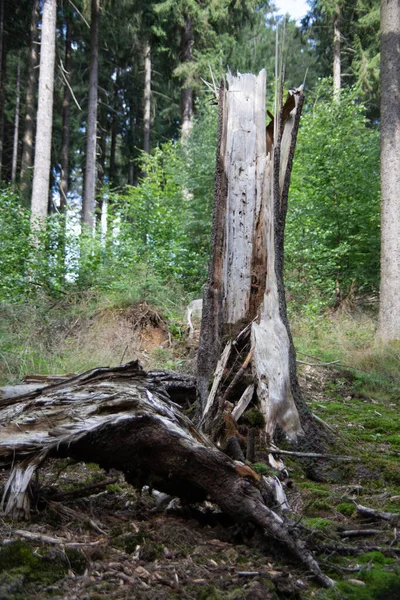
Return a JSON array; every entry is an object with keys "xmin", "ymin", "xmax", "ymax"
[
  {"xmin": 143, "ymin": 42, "xmax": 151, "ymax": 153},
  {"xmin": 333, "ymin": 4, "xmax": 341, "ymax": 95},
  {"xmin": 197, "ymin": 72, "xmax": 324, "ymax": 449},
  {"xmin": 30, "ymin": 0, "xmax": 57, "ymax": 229},
  {"xmin": 60, "ymin": 17, "xmax": 72, "ymax": 212},
  {"xmin": 109, "ymin": 72, "xmax": 118, "ymax": 186},
  {"xmin": 96, "ymin": 108, "xmax": 106, "ymax": 223},
  {"xmin": 11, "ymin": 60, "xmax": 21, "ymax": 191},
  {"xmin": 378, "ymin": 0, "xmax": 400, "ymax": 341},
  {"xmin": 0, "ymin": 0, "xmax": 5, "ymax": 181},
  {"xmin": 180, "ymin": 13, "xmax": 193, "ymax": 139},
  {"xmin": 82, "ymin": 0, "xmax": 100, "ymax": 229},
  {"xmin": 20, "ymin": 0, "xmax": 40, "ymax": 206}
]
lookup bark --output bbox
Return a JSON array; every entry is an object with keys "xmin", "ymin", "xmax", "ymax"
[
  {"xmin": 30, "ymin": 0, "xmax": 57, "ymax": 229},
  {"xmin": 82, "ymin": 0, "xmax": 100, "ymax": 229},
  {"xmin": 197, "ymin": 72, "xmax": 322, "ymax": 449},
  {"xmin": 180, "ymin": 14, "xmax": 193, "ymax": 139},
  {"xmin": 0, "ymin": 0, "xmax": 5, "ymax": 181},
  {"xmin": 11, "ymin": 60, "xmax": 21, "ymax": 191},
  {"xmin": 60, "ymin": 17, "xmax": 72, "ymax": 212},
  {"xmin": 333, "ymin": 4, "xmax": 341, "ymax": 95},
  {"xmin": 0, "ymin": 361, "xmax": 332, "ymax": 587},
  {"xmin": 109, "ymin": 71, "xmax": 119, "ymax": 186},
  {"xmin": 20, "ymin": 0, "xmax": 40, "ymax": 206},
  {"xmin": 143, "ymin": 42, "xmax": 151, "ymax": 153},
  {"xmin": 377, "ymin": 0, "xmax": 400, "ymax": 341}
]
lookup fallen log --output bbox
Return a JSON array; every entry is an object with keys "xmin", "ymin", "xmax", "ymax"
[{"xmin": 0, "ymin": 361, "xmax": 333, "ymax": 587}]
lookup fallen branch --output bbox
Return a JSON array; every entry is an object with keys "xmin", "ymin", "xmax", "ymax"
[
  {"xmin": 13, "ymin": 530, "xmax": 102, "ymax": 547},
  {"xmin": 266, "ymin": 448, "xmax": 361, "ymax": 461},
  {"xmin": 356, "ymin": 504, "xmax": 400, "ymax": 524},
  {"xmin": 338, "ymin": 529, "xmax": 382, "ymax": 538}
]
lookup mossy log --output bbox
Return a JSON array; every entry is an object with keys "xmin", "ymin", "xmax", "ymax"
[{"xmin": 0, "ymin": 361, "xmax": 332, "ymax": 587}]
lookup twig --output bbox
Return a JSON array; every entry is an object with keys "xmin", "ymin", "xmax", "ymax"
[
  {"xmin": 14, "ymin": 530, "xmax": 101, "ymax": 547},
  {"xmin": 339, "ymin": 529, "xmax": 381, "ymax": 538},
  {"xmin": 297, "ymin": 360, "xmax": 341, "ymax": 367},
  {"xmin": 266, "ymin": 448, "xmax": 360, "ymax": 461},
  {"xmin": 67, "ymin": 0, "xmax": 90, "ymax": 28},
  {"xmin": 311, "ymin": 412, "xmax": 337, "ymax": 434}
]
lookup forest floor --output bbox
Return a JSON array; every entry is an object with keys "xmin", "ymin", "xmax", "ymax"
[{"xmin": 0, "ymin": 301, "xmax": 399, "ymax": 599}]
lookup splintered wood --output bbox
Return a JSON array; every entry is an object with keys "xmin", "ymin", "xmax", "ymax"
[{"xmin": 198, "ymin": 71, "xmax": 305, "ymax": 441}]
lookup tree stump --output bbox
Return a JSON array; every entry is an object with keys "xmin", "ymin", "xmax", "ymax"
[{"xmin": 197, "ymin": 71, "xmax": 318, "ymax": 448}]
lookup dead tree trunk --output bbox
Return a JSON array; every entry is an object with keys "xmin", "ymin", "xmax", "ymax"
[
  {"xmin": 197, "ymin": 71, "xmax": 320, "ymax": 449},
  {"xmin": 0, "ymin": 361, "xmax": 332, "ymax": 587}
]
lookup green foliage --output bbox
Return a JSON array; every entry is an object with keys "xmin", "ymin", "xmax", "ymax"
[
  {"xmin": 286, "ymin": 81, "xmax": 380, "ymax": 312},
  {"xmin": 0, "ymin": 191, "xmax": 31, "ymax": 299}
]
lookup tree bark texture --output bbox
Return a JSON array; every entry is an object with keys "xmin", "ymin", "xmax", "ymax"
[
  {"xmin": 180, "ymin": 14, "xmax": 193, "ymax": 139},
  {"xmin": 30, "ymin": 0, "xmax": 57, "ymax": 228},
  {"xmin": 0, "ymin": 0, "xmax": 5, "ymax": 182},
  {"xmin": 197, "ymin": 72, "xmax": 309, "ymax": 443},
  {"xmin": 11, "ymin": 60, "xmax": 21, "ymax": 191},
  {"xmin": 378, "ymin": 0, "xmax": 400, "ymax": 341},
  {"xmin": 333, "ymin": 4, "xmax": 341, "ymax": 95},
  {"xmin": 143, "ymin": 42, "xmax": 151, "ymax": 153},
  {"xmin": 20, "ymin": 0, "xmax": 40, "ymax": 206},
  {"xmin": 0, "ymin": 362, "xmax": 332, "ymax": 587},
  {"xmin": 82, "ymin": 0, "xmax": 100, "ymax": 229},
  {"xmin": 60, "ymin": 17, "xmax": 72, "ymax": 211},
  {"xmin": 109, "ymin": 70, "xmax": 119, "ymax": 186}
]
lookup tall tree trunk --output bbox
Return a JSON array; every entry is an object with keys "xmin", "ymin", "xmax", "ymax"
[
  {"xmin": 20, "ymin": 0, "xmax": 40, "ymax": 206},
  {"xmin": 82, "ymin": 0, "xmax": 100, "ymax": 229},
  {"xmin": 30, "ymin": 0, "xmax": 57, "ymax": 229},
  {"xmin": 333, "ymin": 4, "xmax": 341, "ymax": 95},
  {"xmin": 109, "ymin": 71, "xmax": 119, "ymax": 186},
  {"xmin": 95, "ymin": 108, "xmax": 106, "ymax": 223},
  {"xmin": 60, "ymin": 17, "xmax": 72, "ymax": 212},
  {"xmin": 378, "ymin": 0, "xmax": 400, "ymax": 341},
  {"xmin": 11, "ymin": 60, "xmax": 21, "ymax": 191},
  {"xmin": 143, "ymin": 42, "xmax": 151, "ymax": 153},
  {"xmin": 0, "ymin": 0, "xmax": 5, "ymax": 181},
  {"xmin": 180, "ymin": 13, "xmax": 193, "ymax": 139},
  {"xmin": 197, "ymin": 72, "xmax": 323, "ymax": 448}
]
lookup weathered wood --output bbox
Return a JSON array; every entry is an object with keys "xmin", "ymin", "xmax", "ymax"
[
  {"xmin": 0, "ymin": 361, "xmax": 332, "ymax": 586},
  {"xmin": 198, "ymin": 71, "xmax": 310, "ymax": 443}
]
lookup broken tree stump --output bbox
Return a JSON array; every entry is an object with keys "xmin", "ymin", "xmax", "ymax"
[{"xmin": 197, "ymin": 71, "xmax": 327, "ymax": 453}]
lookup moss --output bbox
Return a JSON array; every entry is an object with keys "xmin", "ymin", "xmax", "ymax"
[
  {"xmin": 298, "ymin": 482, "xmax": 331, "ymax": 494},
  {"xmin": 197, "ymin": 585, "xmax": 224, "ymax": 600},
  {"xmin": 0, "ymin": 541, "xmax": 38, "ymax": 572},
  {"xmin": 139, "ymin": 541, "xmax": 163, "ymax": 562},
  {"xmin": 242, "ymin": 409, "xmax": 266, "ymax": 428},
  {"xmin": 303, "ymin": 517, "xmax": 335, "ymax": 532},
  {"xmin": 336, "ymin": 502, "xmax": 356, "ymax": 516},
  {"xmin": 357, "ymin": 552, "xmax": 394, "ymax": 566},
  {"xmin": 304, "ymin": 498, "xmax": 332, "ymax": 516},
  {"xmin": 315, "ymin": 567, "xmax": 400, "ymax": 600},
  {"xmin": 252, "ymin": 462, "xmax": 270, "ymax": 475},
  {"xmin": 0, "ymin": 542, "xmax": 68, "ymax": 586},
  {"xmin": 106, "ymin": 483, "xmax": 123, "ymax": 493}
]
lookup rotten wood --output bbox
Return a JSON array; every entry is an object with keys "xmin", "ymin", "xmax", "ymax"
[{"xmin": 0, "ymin": 361, "xmax": 332, "ymax": 587}]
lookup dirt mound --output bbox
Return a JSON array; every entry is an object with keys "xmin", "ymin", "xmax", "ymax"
[{"xmin": 63, "ymin": 302, "xmax": 172, "ymax": 371}]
